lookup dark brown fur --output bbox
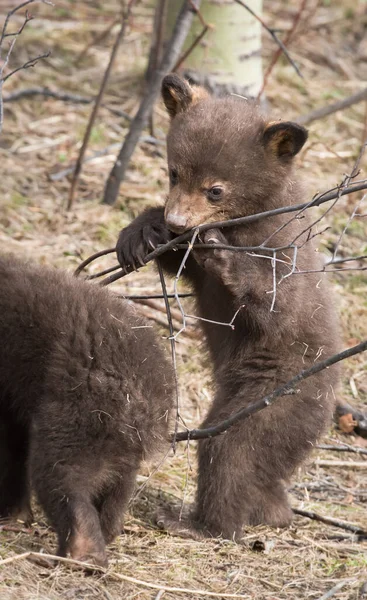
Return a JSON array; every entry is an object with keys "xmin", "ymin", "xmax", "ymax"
[
  {"xmin": 0, "ymin": 255, "xmax": 173, "ymax": 565},
  {"xmin": 116, "ymin": 74, "xmax": 340, "ymax": 541}
]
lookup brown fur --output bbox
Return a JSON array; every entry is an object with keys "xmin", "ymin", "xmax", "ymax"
[
  {"xmin": 116, "ymin": 74, "xmax": 340, "ymax": 541},
  {"xmin": 0, "ymin": 255, "xmax": 173, "ymax": 565}
]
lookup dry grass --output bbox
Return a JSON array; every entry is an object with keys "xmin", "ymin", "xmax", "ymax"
[{"xmin": 0, "ymin": 0, "xmax": 367, "ymax": 598}]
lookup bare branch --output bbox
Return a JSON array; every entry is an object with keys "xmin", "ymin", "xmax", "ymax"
[
  {"xmin": 173, "ymin": 24, "xmax": 209, "ymax": 72},
  {"xmin": 2, "ymin": 50, "xmax": 50, "ymax": 82},
  {"xmin": 332, "ymin": 194, "xmax": 366, "ymax": 262},
  {"xmin": 234, "ymin": 0, "xmax": 302, "ymax": 79},
  {"xmin": 121, "ymin": 293, "xmax": 194, "ymax": 300},
  {"xmin": 172, "ymin": 229, "xmax": 199, "ymax": 339},
  {"xmin": 66, "ymin": 1, "xmax": 136, "ymax": 211},
  {"xmin": 157, "ymin": 260, "xmax": 185, "ymax": 450},
  {"xmin": 3, "ymin": 87, "xmax": 132, "ymax": 121},
  {"xmin": 173, "ymin": 340, "xmax": 367, "ymax": 442},
  {"xmin": 297, "ymin": 87, "xmax": 367, "ymax": 126},
  {"xmin": 0, "ymin": 0, "xmax": 52, "ymax": 49},
  {"xmin": 258, "ymin": 0, "xmax": 308, "ymax": 98},
  {"xmin": 326, "ymin": 254, "xmax": 367, "ymax": 266},
  {"xmin": 74, "ymin": 248, "xmax": 115, "ymax": 277},
  {"xmin": 0, "ymin": 0, "xmax": 52, "ymax": 133},
  {"xmin": 269, "ymin": 250, "xmax": 277, "ymax": 312}
]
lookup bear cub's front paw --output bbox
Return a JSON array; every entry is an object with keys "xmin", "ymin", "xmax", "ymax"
[
  {"xmin": 117, "ymin": 221, "xmax": 171, "ymax": 273},
  {"xmin": 193, "ymin": 228, "xmax": 236, "ymax": 287}
]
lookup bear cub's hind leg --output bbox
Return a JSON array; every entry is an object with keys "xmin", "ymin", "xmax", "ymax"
[
  {"xmin": 31, "ymin": 448, "xmax": 108, "ymax": 566},
  {"xmin": 97, "ymin": 468, "xmax": 138, "ymax": 545},
  {"xmin": 0, "ymin": 411, "xmax": 33, "ymax": 526}
]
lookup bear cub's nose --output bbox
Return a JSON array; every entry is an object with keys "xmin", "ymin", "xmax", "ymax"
[{"xmin": 165, "ymin": 212, "xmax": 188, "ymax": 233}]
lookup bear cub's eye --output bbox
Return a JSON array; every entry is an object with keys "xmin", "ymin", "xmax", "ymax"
[
  {"xmin": 169, "ymin": 168, "xmax": 179, "ymax": 186},
  {"xmin": 207, "ymin": 186, "xmax": 223, "ymax": 201}
]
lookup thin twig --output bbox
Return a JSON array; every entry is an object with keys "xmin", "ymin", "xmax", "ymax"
[
  {"xmin": 332, "ymin": 194, "xmax": 366, "ymax": 262},
  {"xmin": 0, "ymin": 0, "xmax": 52, "ymax": 49},
  {"xmin": 86, "ymin": 264, "xmax": 121, "ymax": 280},
  {"xmin": 173, "ymin": 339, "xmax": 367, "ymax": 442},
  {"xmin": 122, "ymin": 293, "xmax": 194, "ymax": 300},
  {"xmin": 234, "ymin": 0, "xmax": 302, "ymax": 78},
  {"xmin": 172, "ymin": 229, "xmax": 199, "ymax": 339},
  {"xmin": 258, "ymin": 0, "xmax": 308, "ymax": 98},
  {"xmin": 76, "ymin": 16, "xmax": 120, "ymax": 63},
  {"xmin": 269, "ymin": 250, "xmax": 277, "ymax": 312},
  {"xmin": 0, "ymin": 552, "xmax": 249, "ymax": 598},
  {"xmin": 294, "ymin": 266, "xmax": 367, "ymax": 274},
  {"xmin": 2, "ymin": 50, "xmax": 50, "ymax": 82},
  {"xmin": 133, "ymin": 297, "xmax": 190, "ymax": 325},
  {"xmin": 74, "ymin": 247, "xmax": 115, "ymax": 277},
  {"xmin": 66, "ymin": 1, "xmax": 136, "ymax": 211},
  {"xmin": 0, "ymin": 0, "xmax": 52, "ymax": 133},
  {"xmin": 289, "ymin": 142, "xmax": 367, "ymax": 248},
  {"xmin": 173, "ymin": 24, "xmax": 209, "ymax": 72},
  {"xmin": 326, "ymin": 254, "xmax": 367, "ymax": 266},
  {"xmin": 157, "ymin": 260, "xmax": 185, "ymax": 450}
]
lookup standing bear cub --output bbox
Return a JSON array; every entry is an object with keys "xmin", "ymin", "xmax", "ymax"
[
  {"xmin": 116, "ymin": 74, "xmax": 340, "ymax": 540},
  {"xmin": 0, "ymin": 255, "xmax": 173, "ymax": 565}
]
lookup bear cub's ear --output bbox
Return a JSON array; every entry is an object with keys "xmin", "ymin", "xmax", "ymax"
[
  {"xmin": 263, "ymin": 121, "xmax": 308, "ymax": 160},
  {"xmin": 161, "ymin": 74, "xmax": 194, "ymax": 118},
  {"xmin": 162, "ymin": 74, "xmax": 208, "ymax": 119}
]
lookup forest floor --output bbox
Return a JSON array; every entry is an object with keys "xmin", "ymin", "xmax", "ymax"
[{"xmin": 0, "ymin": 0, "xmax": 367, "ymax": 599}]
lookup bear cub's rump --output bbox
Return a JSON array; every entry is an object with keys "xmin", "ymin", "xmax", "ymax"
[{"xmin": 0, "ymin": 255, "xmax": 173, "ymax": 565}]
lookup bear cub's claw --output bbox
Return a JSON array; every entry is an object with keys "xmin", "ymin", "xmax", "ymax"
[
  {"xmin": 117, "ymin": 219, "xmax": 171, "ymax": 274},
  {"xmin": 194, "ymin": 228, "xmax": 235, "ymax": 286}
]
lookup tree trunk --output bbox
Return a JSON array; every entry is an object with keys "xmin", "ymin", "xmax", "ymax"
[
  {"xmin": 102, "ymin": 0, "xmax": 201, "ymax": 205},
  {"xmin": 166, "ymin": 0, "xmax": 263, "ymax": 98}
]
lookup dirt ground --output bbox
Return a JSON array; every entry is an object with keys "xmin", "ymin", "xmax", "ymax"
[{"xmin": 0, "ymin": 0, "xmax": 367, "ymax": 598}]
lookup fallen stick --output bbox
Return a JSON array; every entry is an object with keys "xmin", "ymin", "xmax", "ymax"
[
  {"xmin": 314, "ymin": 459, "xmax": 367, "ymax": 468},
  {"xmin": 2, "ymin": 86, "xmax": 131, "ymax": 120},
  {"xmin": 316, "ymin": 443, "xmax": 367, "ymax": 456},
  {"xmin": 316, "ymin": 579, "xmax": 355, "ymax": 600},
  {"xmin": 293, "ymin": 508, "xmax": 367, "ymax": 536},
  {"xmin": 0, "ymin": 551, "xmax": 250, "ymax": 598}
]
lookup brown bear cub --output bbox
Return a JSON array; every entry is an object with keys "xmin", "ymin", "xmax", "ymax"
[
  {"xmin": 0, "ymin": 255, "xmax": 173, "ymax": 565},
  {"xmin": 116, "ymin": 74, "xmax": 340, "ymax": 540}
]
